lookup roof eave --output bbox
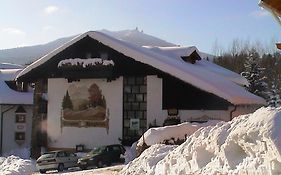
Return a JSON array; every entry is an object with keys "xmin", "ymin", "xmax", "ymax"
[
  {"xmin": 16, "ymin": 31, "xmax": 92, "ymax": 81},
  {"xmin": 259, "ymin": 1, "xmax": 281, "ymax": 25}
]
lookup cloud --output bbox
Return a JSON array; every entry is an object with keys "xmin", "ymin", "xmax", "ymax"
[
  {"xmin": 0, "ymin": 28, "xmax": 27, "ymax": 49},
  {"xmin": 0, "ymin": 28, "xmax": 26, "ymax": 36},
  {"xmin": 42, "ymin": 25, "xmax": 55, "ymax": 31},
  {"xmin": 250, "ymin": 10, "xmax": 270, "ymax": 18},
  {"xmin": 44, "ymin": 5, "xmax": 59, "ymax": 15}
]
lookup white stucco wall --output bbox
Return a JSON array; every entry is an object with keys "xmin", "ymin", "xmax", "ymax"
[
  {"xmin": 1, "ymin": 105, "xmax": 33, "ymax": 154},
  {"xmin": 146, "ymin": 75, "xmax": 259, "ymax": 126},
  {"xmin": 47, "ymin": 78, "xmax": 123, "ymax": 150}
]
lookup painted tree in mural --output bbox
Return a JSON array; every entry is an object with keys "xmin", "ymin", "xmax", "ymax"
[
  {"xmin": 241, "ymin": 49, "xmax": 269, "ymax": 101},
  {"xmin": 62, "ymin": 90, "xmax": 73, "ymax": 109}
]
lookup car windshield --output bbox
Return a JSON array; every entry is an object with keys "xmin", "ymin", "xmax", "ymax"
[
  {"xmin": 89, "ymin": 146, "xmax": 106, "ymax": 154},
  {"xmin": 40, "ymin": 152, "xmax": 56, "ymax": 159}
]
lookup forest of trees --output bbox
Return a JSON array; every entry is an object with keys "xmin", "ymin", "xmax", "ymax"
[{"xmin": 213, "ymin": 39, "xmax": 281, "ymax": 107}]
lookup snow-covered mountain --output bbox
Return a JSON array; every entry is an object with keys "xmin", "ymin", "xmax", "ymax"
[
  {"xmin": 0, "ymin": 29, "xmax": 176, "ymax": 65},
  {"xmin": 0, "ymin": 36, "xmax": 74, "ymax": 65},
  {"xmin": 100, "ymin": 29, "xmax": 175, "ymax": 47}
]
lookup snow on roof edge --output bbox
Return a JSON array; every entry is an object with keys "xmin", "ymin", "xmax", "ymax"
[
  {"xmin": 16, "ymin": 32, "xmax": 90, "ymax": 80},
  {"xmin": 16, "ymin": 31, "xmax": 266, "ymax": 105},
  {"xmin": 0, "ymin": 69, "xmax": 33, "ymax": 105}
]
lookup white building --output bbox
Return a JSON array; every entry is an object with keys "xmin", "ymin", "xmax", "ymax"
[
  {"xmin": 16, "ymin": 31, "xmax": 265, "ymax": 156},
  {"xmin": 0, "ymin": 63, "xmax": 33, "ymax": 156}
]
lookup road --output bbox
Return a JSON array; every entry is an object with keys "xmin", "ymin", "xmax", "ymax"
[{"xmin": 32, "ymin": 165, "xmax": 124, "ymax": 175}]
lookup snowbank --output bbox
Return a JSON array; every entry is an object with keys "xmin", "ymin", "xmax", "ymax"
[
  {"xmin": 0, "ymin": 155, "xmax": 36, "ymax": 175},
  {"xmin": 120, "ymin": 107, "xmax": 281, "ymax": 174},
  {"xmin": 120, "ymin": 144, "xmax": 177, "ymax": 175},
  {"xmin": 137, "ymin": 120, "xmax": 220, "ymax": 147},
  {"xmin": 124, "ymin": 142, "xmax": 137, "ymax": 164}
]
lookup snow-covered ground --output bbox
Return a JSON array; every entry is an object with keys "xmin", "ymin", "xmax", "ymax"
[
  {"xmin": 2, "ymin": 107, "xmax": 281, "ymax": 175},
  {"xmin": 120, "ymin": 107, "xmax": 281, "ymax": 175},
  {"xmin": 31, "ymin": 165, "xmax": 124, "ymax": 175},
  {"xmin": 0, "ymin": 155, "xmax": 123, "ymax": 175}
]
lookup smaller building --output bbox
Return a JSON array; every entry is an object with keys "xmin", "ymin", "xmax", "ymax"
[{"xmin": 0, "ymin": 63, "xmax": 33, "ymax": 156}]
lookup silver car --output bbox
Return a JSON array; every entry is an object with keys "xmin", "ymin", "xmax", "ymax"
[{"xmin": 36, "ymin": 150, "xmax": 78, "ymax": 173}]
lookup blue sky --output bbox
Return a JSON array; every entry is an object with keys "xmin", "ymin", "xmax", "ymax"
[{"xmin": 0, "ymin": 0, "xmax": 280, "ymax": 53}]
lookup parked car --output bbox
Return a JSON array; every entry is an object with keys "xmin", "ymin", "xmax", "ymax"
[
  {"xmin": 77, "ymin": 144, "xmax": 125, "ymax": 169},
  {"xmin": 36, "ymin": 150, "xmax": 79, "ymax": 173}
]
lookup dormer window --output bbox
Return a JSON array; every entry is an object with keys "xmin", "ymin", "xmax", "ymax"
[{"xmin": 181, "ymin": 51, "xmax": 201, "ymax": 64}]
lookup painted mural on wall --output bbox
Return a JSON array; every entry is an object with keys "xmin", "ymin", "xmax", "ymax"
[{"xmin": 61, "ymin": 82, "xmax": 109, "ymax": 133}]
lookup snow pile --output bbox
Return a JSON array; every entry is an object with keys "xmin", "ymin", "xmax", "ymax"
[
  {"xmin": 137, "ymin": 120, "xmax": 219, "ymax": 147},
  {"xmin": 58, "ymin": 58, "xmax": 114, "ymax": 68},
  {"xmin": 124, "ymin": 142, "xmax": 138, "ymax": 164},
  {"xmin": 120, "ymin": 107, "xmax": 281, "ymax": 175},
  {"xmin": 120, "ymin": 144, "xmax": 177, "ymax": 175},
  {"xmin": 0, "ymin": 155, "xmax": 36, "ymax": 175}
]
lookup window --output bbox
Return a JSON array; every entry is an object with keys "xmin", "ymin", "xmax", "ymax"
[
  {"xmin": 57, "ymin": 152, "xmax": 66, "ymax": 157},
  {"xmin": 15, "ymin": 106, "xmax": 27, "ymax": 144},
  {"xmin": 113, "ymin": 146, "xmax": 121, "ymax": 152},
  {"xmin": 15, "ymin": 132, "xmax": 25, "ymax": 141},
  {"xmin": 15, "ymin": 114, "xmax": 26, "ymax": 123}
]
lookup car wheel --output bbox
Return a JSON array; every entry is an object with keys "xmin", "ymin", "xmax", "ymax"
[
  {"xmin": 79, "ymin": 165, "xmax": 87, "ymax": 170},
  {"xmin": 97, "ymin": 160, "xmax": 103, "ymax": 168},
  {"xmin": 58, "ymin": 163, "xmax": 64, "ymax": 172},
  {"xmin": 39, "ymin": 169, "xmax": 46, "ymax": 174},
  {"xmin": 106, "ymin": 160, "xmax": 111, "ymax": 166}
]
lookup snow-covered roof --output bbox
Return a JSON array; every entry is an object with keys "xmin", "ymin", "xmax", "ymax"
[
  {"xmin": 17, "ymin": 31, "xmax": 265, "ymax": 105},
  {"xmin": 0, "ymin": 68, "xmax": 33, "ymax": 105},
  {"xmin": 0, "ymin": 69, "xmax": 22, "ymax": 81},
  {"xmin": 0, "ymin": 63, "xmax": 23, "ymax": 69},
  {"xmin": 144, "ymin": 46, "xmax": 249, "ymax": 86}
]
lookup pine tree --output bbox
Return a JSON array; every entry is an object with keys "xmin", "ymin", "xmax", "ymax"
[
  {"xmin": 62, "ymin": 91, "xmax": 73, "ymax": 109},
  {"xmin": 241, "ymin": 50, "xmax": 269, "ymax": 101},
  {"xmin": 268, "ymin": 83, "xmax": 281, "ymax": 107}
]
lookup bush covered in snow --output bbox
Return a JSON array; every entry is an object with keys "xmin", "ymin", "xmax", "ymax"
[{"xmin": 121, "ymin": 107, "xmax": 281, "ymax": 175}]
